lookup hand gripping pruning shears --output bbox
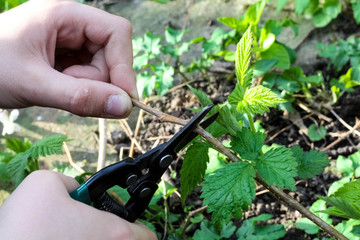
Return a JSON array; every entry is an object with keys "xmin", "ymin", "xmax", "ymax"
[{"xmin": 70, "ymin": 105, "xmax": 218, "ymax": 222}]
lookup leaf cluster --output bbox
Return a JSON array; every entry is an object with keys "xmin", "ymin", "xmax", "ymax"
[
  {"xmin": 180, "ymin": 26, "xmax": 329, "ymax": 228},
  {"xmin": 0, "ymin": 134, "xmax": 68, "ymax": 186},
  {"xmin": 296, "ymin": 151, "xmax": 360, "ymax": 239}
]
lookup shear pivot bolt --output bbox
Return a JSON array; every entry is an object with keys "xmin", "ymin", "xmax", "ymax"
[
  {"xmin": 126, "ymin": 174, "xmax": 138, "ymax": 186},
  {"xmin": 139, "ymin": 187, "xmax": 151, "ymax": 198},
  {"xmin": 159, "ymin": 155, "xmax": 173, "ymax": 168}
]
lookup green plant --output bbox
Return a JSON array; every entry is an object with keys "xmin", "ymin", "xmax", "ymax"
[
  {"xmin": 0, "ymin": 0, "xmax": 27, "ymax": 11},
  {"xmin": 317, "ymin": 35, "xmax": 360, "ymax": 103},
  {"xmin": 133, "ymin": 27, "xmax": 193, "ymax": 98},
  {"xmin": 179, "ymin": 27, "xmax": 330, "ymax": 234},
  {"xmin": 0, "ymin": 134, "xmax": 69, "ymax": 186},
  {"xmin": 295, "ymin": 150, "xmax": 360, "ymax": 239}
]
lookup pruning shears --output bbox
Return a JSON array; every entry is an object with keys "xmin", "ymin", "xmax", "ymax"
[{"xmin": 70, "ymin": 105, "xmax": 218, "ymax": 222}]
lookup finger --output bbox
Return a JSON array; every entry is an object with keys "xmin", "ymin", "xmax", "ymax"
[
  {"xmin": 29, "ymin": 65, "xmax": 132, "ymax": 118},
  {"xmin": 62, "ymin": 48, "xmax": 109, "ymax": 82},
  {"xmin": 54, "ymin": 1, "xmax": 138, "ymax": 99}
]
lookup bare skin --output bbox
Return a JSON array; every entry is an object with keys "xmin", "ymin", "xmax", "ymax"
[
  {"xmin": 0, "ymin": 0, "xmax": 138, "ymax": 118},
  {"xmin": 0, "ymin": 171, "xmax": 157, "ymax": 240},
  {"xmin": 0, "ymin": 0, "xmax": 156, "ymax": 239}
]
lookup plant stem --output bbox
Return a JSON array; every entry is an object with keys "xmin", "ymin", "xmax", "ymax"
[{"xmin": 132, "ymin": 99, "xmax": 349, "ymax": 240}]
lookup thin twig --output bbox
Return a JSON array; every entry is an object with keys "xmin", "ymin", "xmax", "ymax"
[
  {"xmin": 132, "ymin": 99, "xmax": 348, "ymax": 240},
  {"xmin": 63, "ymin": 142, "xmax": 85, "ymax": 173},
  {"xmin": 327, "ymin": 107, "xmax": 360, "ymax": 137},
  {"xmin": 129, "ymin": 108, "xmax": 144, "ymax": 158},
  {"xmin": 180, "ymin": 205, "xmax": 208, "ymax": 238},
  {"xmin": 97, "ymin": 118, "xmax": 107, "ymax": 171}
]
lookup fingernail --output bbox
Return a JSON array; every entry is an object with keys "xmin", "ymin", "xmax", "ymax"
[{"xmin": 105, "ymin": 94, "xmax": 131, "ymax": 117}]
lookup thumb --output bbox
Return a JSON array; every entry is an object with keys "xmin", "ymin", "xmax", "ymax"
[{"xmin": 30, "ymin": 67, "xmax": 132, "ymax": 118}]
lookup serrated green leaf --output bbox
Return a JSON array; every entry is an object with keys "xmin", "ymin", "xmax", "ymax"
[
  {"xmin": 291, "ymin": 146, "xmax": 329, "ymax": 179},
  {"xmin": 236, "ymin": 214, "xmax": 286, "ymax": 240},
  {"xmin": 308, "ymin": 124, "xmax": 327, "ymax": 141},
  {"xmin": 230, "ymin": 127, "xmax": 266, "ymax": 161},
  {"xmin": 235, "ymin": 85, "xmax": 287, "ymax": 115},
  {"xmin": 192, "ymin": 221, "xmax": 236, "ymax": 240},
  {"xmin": 5, "ymin": 137, "xmax": 32, "ymax": 154},
  {"xmin": 245, "ymin": 0, "xmax": 266, "ymax": 25},
  {"xmin": 235, "ymin": 26, "xmax": 253, "ymax": 87},
  {"xmin": 216, "ymin": 103, "xmax": 243, "ymax": 136},
  {"xmin": 187, "ymin": 85, "xmax": 213, "ymax": 108},
  {"xmin": 0, "ymin": 161, "xmax": 10, "ymax": 181},
  {"xmin": 201, "ymin": 161, "xmax": 256, "ymax": 225},
  {"xmin": 165, "ymin": 26, "xmax": 186, "ymax": 45},
  {"xmin": 180, "ymin": 142, "xmax": 209, "ymax": 204},
  {"xmin": 256, "ymin": 146, "xmax": 297, "ymax": 190},
  {"xmin": 7, "ymin": 151, "xmax": 31, "ymax": 186},
  {"xmin": 333, "ymin": 179, "xmax": 360, "ymax": 204},
  {"xmin": 260, "ymin": 43, "xmax": 290, "ymax": 69},
  {"xmin": 319, "ymin": 196, "xmax": 360, "ymax": 220},
  {"xmin": 29, "ymin": 134, "xmax": 67, "ymax": 159}
]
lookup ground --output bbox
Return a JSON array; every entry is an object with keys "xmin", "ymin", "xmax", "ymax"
[{"xmin": 1, "ymin": 0, "xmax": 360, "ymax": 239}]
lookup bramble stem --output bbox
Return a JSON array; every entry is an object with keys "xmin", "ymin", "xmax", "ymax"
[{"xmin": 132, "ymin": 99, "xmax": 348, "ymax": 240}]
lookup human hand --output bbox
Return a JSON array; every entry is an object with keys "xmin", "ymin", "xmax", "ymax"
[
  {"xmin": 0, "ymin": 0, "xmax": 137, "ymax": 118},
  {"xmin": 0, "ymin": 170, "xmax": 157, "ymax": 240}
]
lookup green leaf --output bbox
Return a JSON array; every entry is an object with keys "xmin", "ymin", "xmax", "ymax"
[
  {"xmin": 245, "ymin": 0, "xmax": 266, "ymax": 25},
  {"xmin": 202, "ymin": 161, "xmax": 256, "ymax": 225},
  {"xmin": 7, "ymin": 151, "xmax": 31, "ymax": 186},
  {"xmin": 352, "ymin": 1, "xmax": 360, "ymax": 24},
  {"xmin": 234, "ymin": 85, "xmax": 287, "ymax": 115},
  {"xmin": 216, "ymin": 103, "xmax": 243, "ymax": 136},
  {"xmin": 187, "ymin": 85, "xmax": 213, "ymax": 108},
  {"xmin": 296, "ymin": 199, "xmax": 331, "ymax": 234},
  {"xmin": 235, "ymin": 26, "xmax": 253, "ymax": 87},
  {"xmin": 5, "ymin": 137, "xmax": 32, "ymax": 153},
  {"xmin": 236, "ymin": 214, "xmax": 286, "ymax": 240},
  {"xmin": 276, "ymin": 0, "xmax": 289, "ymax": 13},
  {"xmin": 153, "ymin": 63, "xmax": 174, "ymax": 96},
  {"xmin": 192, "ymin": 221, "xmax": 236, "ymax": 240},
  {"xmin": 312, "ymin": 10, "xmax": 333, "ymax": 27},
  {"xmin": 295, "ymin": 0, "xmax": 310, "ymax": 16},
  {"xmin": 308, "ymin": 124, "xmax": 327, "ymax": 142},
  {"xmin": 165, "ymin": 26, "xmax": 186, "ymax": 45},
  {"xmin": 137, "ymin": 72, "xmax": 156, "ymax": 98},
  {"xmin": 336, "ymin": 151, "xmax": 360, "ymax": 177},
  {"xmin": 230, "ymin": 127, "xmax": 266, "ymax": 161},
  {"xmin": 256, "ymin": 146, "xmax": 297, "ymax": 190},
  {"xmin": 328, "ymin": 177, "xmax": 351, "ymax": 196},
  {"xmin": 252, "ymin": 59, "xmax": 278, "ymax": 77},
  {"xmin": 333, "ymin": 179, "xmax": 360, "ymax": 204},
  {"xmin": 335, "ymin": 219, "xmax": 360, "ymax": 240},
  {"xmin": 319, "ymin": 196, "xmax": 360, "ymax": 220},
  {"xmin": 291, "ymin": 146, "xmax": 329, "ymax": 179},
  {"xmin": 29, "ymin": 134, "xmax": 67, "ymax": 159},
  {"xmin": 323, "ymin": 0, "xmax": 341, "ymax": 18},
  {"xmin": 143, "ymin": 31, "xmax": 162, "ymax": 57},
  {"xmin": 260, "ymin": 43, "xmax": 290, "ymax": 69},
  {"xmin": 180, "ymin": 142, "xmax": 209, "ymax": 204}
]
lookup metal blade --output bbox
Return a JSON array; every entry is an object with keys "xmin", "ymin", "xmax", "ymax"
[
  {"xmin": 173, "ymin": 111, "xmax": 219, "ymax": 152},
  {"xmin": 164, "ymin": 105, "xmax": 215, "ymax": 153}
]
